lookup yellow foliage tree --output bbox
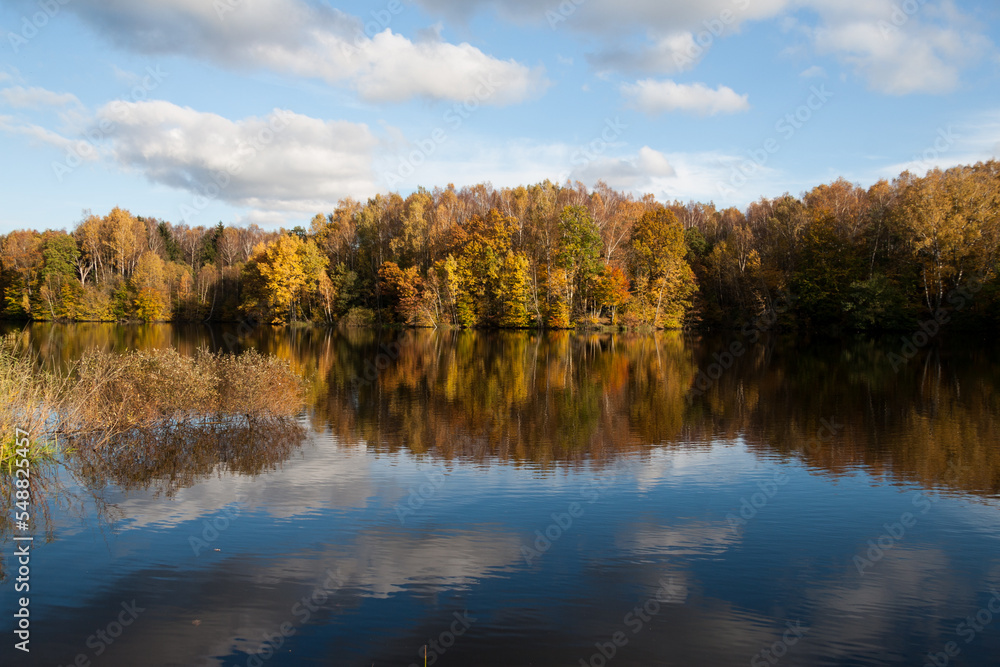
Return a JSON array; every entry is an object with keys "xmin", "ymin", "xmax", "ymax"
[
  {"xmin": 243, "ymin": 235, "xmax": 307, "ymax": 322},
  {"xmin": 131, "ymin": 251, "xmax": 169, "ymax": 321}
]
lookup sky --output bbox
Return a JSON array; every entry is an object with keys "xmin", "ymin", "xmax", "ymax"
[{"xmin": 0, "ymin": 0, "xmax": 998, "ymax": 234}]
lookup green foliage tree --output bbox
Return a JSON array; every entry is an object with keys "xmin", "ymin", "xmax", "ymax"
[
  {"xmin": 627, "ymin": 207, "xmax": 697, "ymax": 328},
  {"xmin": 4, "ymin": 163, "xmax": 1000, "ymax": 330}
]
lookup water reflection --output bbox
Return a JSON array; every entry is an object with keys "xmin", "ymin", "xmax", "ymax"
[
  {"xmin": 4, "ymin": 323, "xmax": 999, "ymax": 498},
  {"xmin": 69, "ymin": 420, "xmax": 307, "ymax": 496},
  {"xmin": 1, "ymin": 317, "xmax": 999, "ymax": 667},
  {"xmin": 10, "ymin": 434, "xmax": 998, "ymax": 666}
]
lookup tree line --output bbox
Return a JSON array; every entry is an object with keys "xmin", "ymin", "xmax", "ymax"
[{"xmin": 2, "ymin": 160, "xmax": 999, "ymax": 331}]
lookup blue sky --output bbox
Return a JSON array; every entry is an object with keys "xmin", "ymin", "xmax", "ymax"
[{"xmin": 0, "ymin": 0, "xmax": 998, "ymax": 234}]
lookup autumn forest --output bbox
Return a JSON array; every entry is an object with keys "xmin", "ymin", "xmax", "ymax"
[{"xmin": 3, "ymin": 160, "xmax": 999, "ymax": 332}]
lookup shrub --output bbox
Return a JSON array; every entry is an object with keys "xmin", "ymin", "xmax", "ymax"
[
  {"xmin": 64, "ymin": 347, "xmax": 305, "ymax": 438},
  {"xmin": 0, "ymin": 333, "xmax": 61, "ymax": 471},
  {"xmin": 341, "ymin": 306, "xmax": 376, "ymax": 327}
]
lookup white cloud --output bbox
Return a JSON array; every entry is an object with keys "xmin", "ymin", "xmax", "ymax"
[
  {"xmin": 353, "ymin": 31, "xmax": 545, "ymax": 105},
  {"xmin": 570, "ymin": 146, "xmax": 677, "ymax": 190},
  {"xmin": 415, "ymin": 0, "xmax": 787, "ymax": 34},
  {"xmin": 95, "ymin": 101, "xmax": 379, "ymax": 214},
  {"xmin": 371, "ymin": 134, "xmax": 754, "ymax": 207},
  {"xmin": 799, "ymin": 65, "xmax": 827, "ymax": 78},
  {"xmin": 414, "ymin": 0, "xmax": 994, "ymax": 95},
  {"xmin": 588, "ymin": 32, "xmax": 703, "ymax": 75},
  {"xmin": 0, "ymin": 86, "xmax": 81, "ymax": 109},
  {"xmin": 810, "ymin": 15, "xmax": 987, "ymax": 95},
  {"xmin": 62, "ymin": 0, "xmax": 547, "ymax": 105},
  {"xmin": 877, "ymin": 110, "xmax": 1000, "ymax": 177},
  {"xmin": 418, "ymin": 0, "xmax": 788, "ymax": 77},
  {"xmin": 622, "ymin": 79, "xmax": 750, "ymax": 116},
  {"xmin": 0, "ymin": 115, "xmax": 81, "ymax": 155},
  {"xmin": 794, "ymin": 0, "xmax": 993, "ymax": 95}
]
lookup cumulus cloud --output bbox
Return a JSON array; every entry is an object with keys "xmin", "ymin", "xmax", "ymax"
[
  {"xmin": 371, "ymin": 134, "xmax": 755, "ymax": 208},
  {"xmin": 809, "ymin": 7, "xmax": 988, "ymax": 95},
  {"xmin": 352, "ymin": 31, "xmax": 544, "ymax": 104},
  {"xmin": 570, "ymin": 145, "xmax": 676, "ymax": 190},
  {"xmin": 622, "ymin": 79, "xmax": 750, "ymax": 116},
  {"xmin": 588, "ymin": 32, "xmax": 704, "ymax": 75},
  {"xmin": 414, "ymin": 0, "xmax": 784, "ymax": 33},
  {"xmin": 417, "ymin": 0, "xmax": 786, "ymax": 77},
  {"xmin": 414, "ymin": 0, "xmax": 993, "ymax": 95},
  {"xmin": 60, "ymin": 0, "xmax": 547, "ymax": 105},
  {"xmin": 93, "ymin": 101, "xmax": 379, "ymax": 214},
  {"xmin": 0, "ymin": 86, "xmax": 81, "ymax": 109}
]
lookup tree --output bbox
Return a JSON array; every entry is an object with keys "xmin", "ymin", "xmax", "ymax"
[
  {"xmin": 1, "ymin": 230, "xmax": 43, "ymax": 317},
  {"xmin": 790, "ymin": 214, "xmax": 863, "ymax": 329},
  {"xmin": 379, "ymin": 261, "xmax": 434, "ymax": 326},
  {"xmin": 131, "ymin": 251, "xmax": 169, "ymax": 321},
  {"xmin": 498, "ymin": 252, "xmax": 531, "ymax": 328},
  {"xmin": 217, "ymin": 226, "xmax": 243, "ymax": 268},
  {"xmin": 627, "ymin": 207, "xmax": 697, "ymax": 328},
  {"xmin": 554, "ymin": 205, "xmax": 602, "ymax": 319},
  {"xmin": 75, "ymin": 214, "xmax": 106, "ymax": 284},
  {"xmin": 591, "ymin": 264, "xmax": 630, "ymax": 324},
  {"xmin": 451, "ymin": 209, "xmax": 523, "ymax": 328},
  {"xmin": 242, "ymin": 235, "xmax": 307, "ymax": 322},
  {"xmin": 104, "ymin": 207, "xmax": 146, "ymax": 277},
  {"xmin": 37, "ymin": 231, "xmax": 80, "ymax": 319}
]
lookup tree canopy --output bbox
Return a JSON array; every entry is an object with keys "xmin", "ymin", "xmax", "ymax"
[{"xmin": 3, "ymin": 162, "xmax": 1000, "ymax": 331}]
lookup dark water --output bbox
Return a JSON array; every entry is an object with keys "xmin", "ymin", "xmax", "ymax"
[{"xmin": 2, "ymin": 323, "xmax": 1000, "ymax": 666}]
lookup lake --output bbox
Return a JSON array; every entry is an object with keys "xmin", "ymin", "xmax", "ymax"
[{"xmin": 2, "ymin": 323, "xmax": 1000, "ymax": 666}]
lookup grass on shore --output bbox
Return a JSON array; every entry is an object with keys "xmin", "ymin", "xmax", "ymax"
[
  {"xmin": 0, "ymin": 333, "xmax": 306, "ymax": 459},
  {"xmin": 0, "ymin": 334, "xmax": 63, "ymax": 470},
  {"xmin": 64, "ymin": 346, "xmax": 305, "ymax": 439}
]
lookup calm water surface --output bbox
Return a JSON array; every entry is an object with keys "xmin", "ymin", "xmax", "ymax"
[{"xmin": 2, "ymin": 324, "xmax": 999, "ymax": 666}]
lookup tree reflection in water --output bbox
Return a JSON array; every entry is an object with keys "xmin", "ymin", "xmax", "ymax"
[
  {"xmin": 4, "ymin": 323, "xmax": 1000, "ymax": 501},
  {"xmin": 67, "ymin": 419, "xmax": 307, "ymax": 496}
]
